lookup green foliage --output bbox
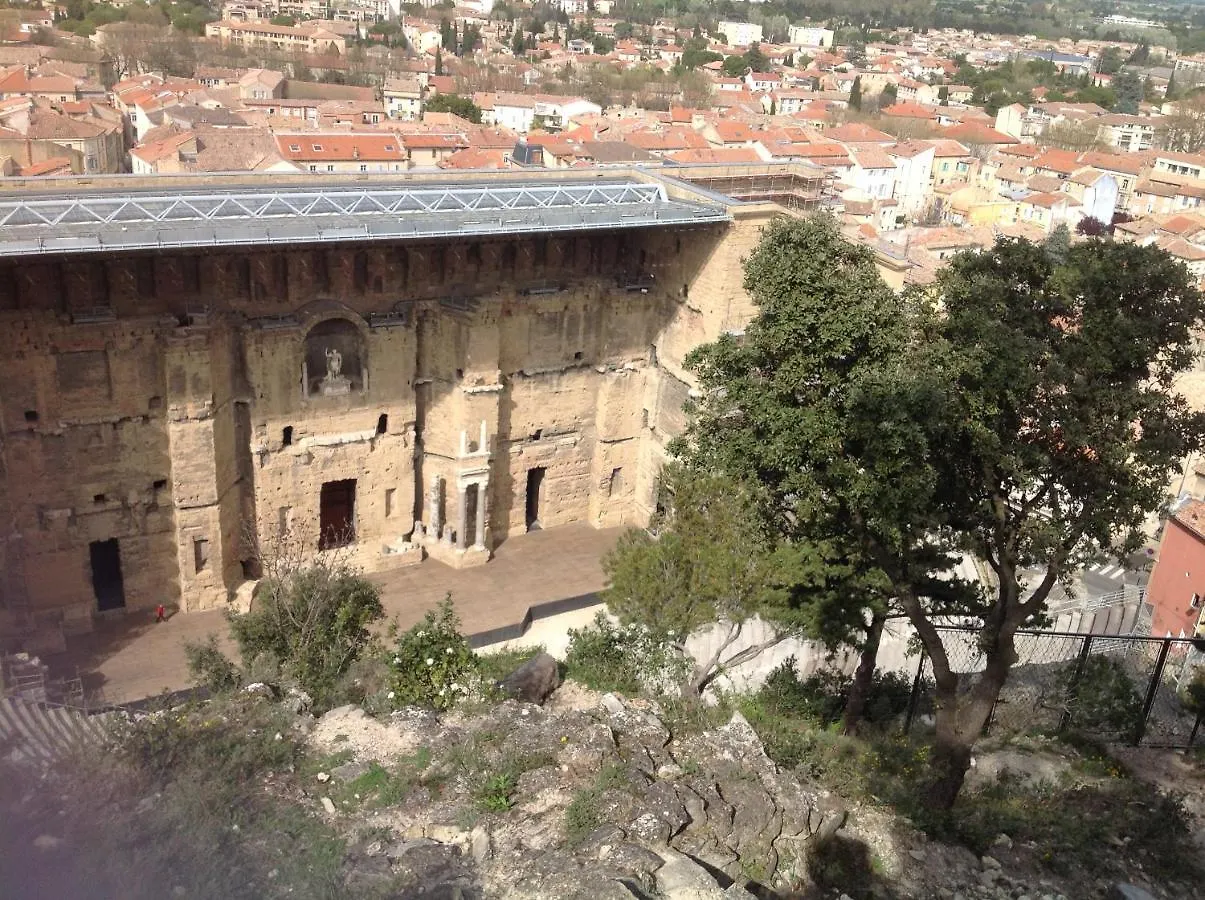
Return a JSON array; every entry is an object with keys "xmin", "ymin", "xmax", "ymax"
[
  {"xmin": 677, "ymin": 215, "xmax": 909, "ymax": 650},
  {"xmin": 385, "ymin": 596, "xmax": 480, "ymax": 710},
  {"xmin": 564, "ymin": 786, "xmax": 604, "ymax": 845},
  {"xmin": 475, "ymin": 645, "xmax": 545, "ymax": 685},
  {"xmin": 680, "ymin": 213, "xmax": 1205, "ymax": 806},
  {"xmin": 226, "ymin": 562, "xmax": 383, "ymax": 709},
  {"xmin": 1096, "ymin": 46, "xmax": 1125, "ymax": 75},
  {"xmin": 1113, "ymin": 70, "xmax": 1144, "ymax": 114},
  {"xmin": 848, "ymin": 74, "xmax": 862, "ymax": 111},
  {"xmin": 1, "ymin": 696, "xmax": 358, "ymax": 898},
  {"xmin": 720, "ymin": 41, "xmax": 769, "ymax": 77},
  {"xmin": 423, "ymin": 92, "xmax": 483, "ymax": 122},
  {"xmin": 184, "ymin": 635, "xmax": 242, "ymax": 693},
  {"xmin": 1043, "ymin": 222, "xmax": 1071, "ymax": 263},
  {"xmin": 1060, "ymin": 656, "xmax": 1143, "ymax": 736},
  {"xmin": 336, "ymin": 750, "xmax": 432, "ymax": 808},
  {"xmin": 1180, "ymin": 665, "xmax": 1205, "ymax": 712},
  {"xmin": 474, "ymin": 772, "xmax": 518, "ymax": 811},
  {"xmin": 563, "ymin": 612, "xmax": 687, "ymax": 695},
  {"xmin": 604, "ymin": 467, "xmax": 790, "ymax": 635},
  {"xmin": 759, "ymin": 658, "xmax": 913, "ymax": 729},
  {"xmin": 563, "ymin": 762, "xmax": 628, "ymax": 846}
]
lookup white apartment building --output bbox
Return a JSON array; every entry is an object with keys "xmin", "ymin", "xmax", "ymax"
[
  {"xmin": 717, "ymin": 20, "xmax": 763, "ymax": 47},
  {"xmin": 887, "ymin": 142, "xmax": 935, "ymax": 215},
  {"xmin": 787, "ymin": 25, "xmax": 833, "ymax": 48},
  {"xmin": 383, "ymin": 78, "xmax": 423, "ymax": 120},
  {"xmin": 489, "ymin": 93, "xmax": 536, "ymax": 132},
  {"xmin": 205, "ymin": 20, "xmax": 348, "ymax": 55}
]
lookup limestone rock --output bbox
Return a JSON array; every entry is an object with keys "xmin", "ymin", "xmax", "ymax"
[
  {"xmin": 1106, "ymin": 886, "xmax": 1159, "ymax": 900},
  {"xmin": 331, "ymin": 760, "xmax": 371, "ymax": 782},
  {"xmin": 499, "ymin": 652, "xmax": 562, "ymax": 705},
  {"xmin": 242, "ymin": 682, "xmax": 273, "ymax": 700}
]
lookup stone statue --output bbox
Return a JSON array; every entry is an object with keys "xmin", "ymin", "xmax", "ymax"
[
  {"xmin": 325, "ymin": 347, "xmax": 342, "ymax": 379},
  {"xmin": 319, "ymin": 346, "xmax": 351, "ymax": 396}
]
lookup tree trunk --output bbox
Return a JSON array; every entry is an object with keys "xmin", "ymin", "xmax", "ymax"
[
  {"xmin": 923, "ymin": 658, "xmax": 1011, "ymax": 810},
  {"xmin": 842, "ymin": 610, "xmax": 886, "ymax": 736},
  {"xmin": 926, "ymin": 726, "xmax": 974, "ymax": 810}
]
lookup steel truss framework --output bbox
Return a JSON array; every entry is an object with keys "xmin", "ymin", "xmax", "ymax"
[{"xmin": 0, "ymin": 179, "xmax": 732, "ymax": 258}]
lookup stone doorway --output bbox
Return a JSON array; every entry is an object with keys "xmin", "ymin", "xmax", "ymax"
[
  {"xmin": 464, "ymin": 483, "xmax": 479, "ymax": 547},
  {"xmin": 319, "ymin": 479, "xmax": 356, "ymax": 549},
  {"xmin": 89, "ymin": 538, "xmax": 125, "ymax": 611},
  {"xmin": 525, "ymin": 467, "xmax": 545, "ymax": 532}
]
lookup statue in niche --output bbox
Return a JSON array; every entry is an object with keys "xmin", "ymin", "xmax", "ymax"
[{"xmin": 320, "ymin": 345, "xmax": 351, "ymax": 395}]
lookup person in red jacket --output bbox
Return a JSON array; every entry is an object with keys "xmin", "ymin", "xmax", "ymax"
[{"xmin": 155, "ymin": 603, "xmax": 167, "ymax": 623}]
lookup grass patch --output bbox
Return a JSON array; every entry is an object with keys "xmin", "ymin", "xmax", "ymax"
[
  {"xmin": 475, "ymin": 646, "xmax": 546, "ymax": 684},
  {"xmin": 0, "ymin": 696, "xmax": 375, "ymax": 899},
  {"xmin": 563, "ymin": 762, "xmax": 630, "ymax": 847},
  {"xmin": 474, "ymin": 773, "xmax": 518, "ymax": 811},
  {"xmin": 334, "ymin": 746, "xmax": 433, "ymax": 809},
  {"xmin": 431, "ymin": 728, "xmax": 555, "ymax": 813},
  {"xmin": 735, "ymin": 674, "xmax": 1204, "ymax": 891}
]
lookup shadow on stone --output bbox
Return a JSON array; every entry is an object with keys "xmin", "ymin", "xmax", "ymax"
[{"xmin": 805, "ymin": 833, "xmax": 877, "ymax": 899}]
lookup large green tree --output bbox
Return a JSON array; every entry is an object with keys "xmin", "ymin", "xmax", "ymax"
[
  {"xmin": 604, "ymin": 466, "xmax": 813, "ymax": 697},
  {"xmin": 425, "ymin": 92, "xmax": 482, "ymax": 122},
  {"xmin": 681, "ymin": 218, "xmax": 1205, "ymax": 806},
  {"xmin": 677, "ymin": 216, "xmax": 934, "ymax": 729}
]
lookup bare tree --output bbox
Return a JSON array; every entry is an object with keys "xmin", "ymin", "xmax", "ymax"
[
  {"xmin": 1039, "ymin": 118, "xmax": 1105, "ymax": 153},
  {"xmin": 1162, "ymin": 95, "xmax": 1205, "ymax": 153}
]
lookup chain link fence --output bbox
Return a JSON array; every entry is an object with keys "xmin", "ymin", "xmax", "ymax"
[{"xmin": 901, "ymin": 627, "xmax": 1205, "ymax": 748}]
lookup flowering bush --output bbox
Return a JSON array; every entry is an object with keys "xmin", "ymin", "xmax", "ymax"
[
  {"xmin": 564, "ymin": 612, "xmax": 688, "ymax": 696},
  {"xmin": 386, "ymin": 595, "xmax": 480, "ymax": 710}
]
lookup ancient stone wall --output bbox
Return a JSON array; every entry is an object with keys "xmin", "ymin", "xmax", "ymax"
[{"xmin": 0, "ymin": 212, "xmax": 779, "ymax": 624}]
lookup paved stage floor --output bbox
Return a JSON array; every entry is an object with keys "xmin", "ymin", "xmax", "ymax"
[{"xmin": 50, "ymin": 524, "xmax": 623, "ymax": 705}]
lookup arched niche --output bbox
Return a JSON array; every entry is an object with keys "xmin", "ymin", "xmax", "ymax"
[{"xmin": 304, "ymin": 318, "xmax": 366, "ymax": 397}]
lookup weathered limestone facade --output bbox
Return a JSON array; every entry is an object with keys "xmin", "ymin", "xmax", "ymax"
[{"xmin": 0, "ymin": 178, "xmax": 778, "ymax": 635}]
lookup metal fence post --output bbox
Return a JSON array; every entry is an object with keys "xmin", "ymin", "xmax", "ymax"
[
  {"xmin": 1059, "ymin": 634, "xmax": 1094, "ymax": 734},
  {"xmin": 1134, "ymin": 638, "xmax": 1172, "ymax": 746},
  {"xmin": 1189, "ymin": 709, "xmax": 1204, "ymax": 751},
  {"xmin": 903, "ymin": 649, "xmax": 927, "ymax": 735}
]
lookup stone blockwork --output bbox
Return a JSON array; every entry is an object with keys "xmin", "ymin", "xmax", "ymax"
[{"xmin": 0, "ymin": 208, "xmax": 780, "ymax": 628}]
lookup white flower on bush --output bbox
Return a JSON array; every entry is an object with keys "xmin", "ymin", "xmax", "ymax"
[
  {"xmin": 425, "ymin": 658, "xmax": 435, "ymax": 666},
  {"xmin": 393, "ymin": 656, "xmax": 401, "ymax": 665},
  {"xmin": 445, "ymin": 647, "xmax": 454, "ymax": 655},
  {"xmin": 416, "ymin": 630, "xmax": 426, "ymax": 638},
  {"xmin": 438, "ymin": 687, "xmax": 446, "ymax": 696},
  {"xmin": 387, "ymin": 691, "xmax": 396, "ymax": 700}
]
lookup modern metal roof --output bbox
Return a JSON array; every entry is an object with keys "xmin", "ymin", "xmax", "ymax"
[{"xmin": 0, "ymin": 177, "xmax": 732, "ymax": 258}]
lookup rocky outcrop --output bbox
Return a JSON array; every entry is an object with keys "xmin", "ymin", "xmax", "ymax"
[{"xmin": 307, "ymin": 689, "xmax": 847, "ymax": 898}]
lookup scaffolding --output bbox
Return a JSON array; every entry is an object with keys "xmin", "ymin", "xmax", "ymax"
[{"xmin": 663, "ymin": 162, "xmax": 840, "ymax": 213}]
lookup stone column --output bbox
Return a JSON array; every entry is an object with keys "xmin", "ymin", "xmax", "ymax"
[
  {"xmin": 456, "ymin": 487, "xmax": 468, "ymax": 550},
  {"xmin": 474, "ymin": 480, "xmax": 488, "ymax": 550},
  {"xmin": 429, "ymin": 475, "xmax": 443, "ymax": 537}
]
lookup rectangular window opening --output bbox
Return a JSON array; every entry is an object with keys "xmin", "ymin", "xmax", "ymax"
[
  {"xmin": 193, "ymin": 537, "xmax": 210, "ymax": 574},
  {"xmin": 608, "ymin": 467, "xmax": 623, "ymax": 497},
  {"xmin": 282, "ymin": 425, "xmax": 293, "ymax": 447}
]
